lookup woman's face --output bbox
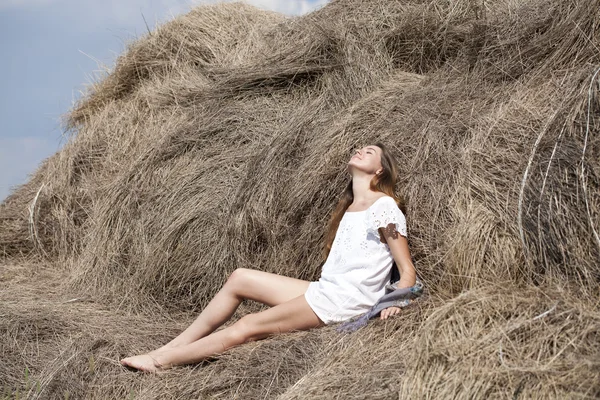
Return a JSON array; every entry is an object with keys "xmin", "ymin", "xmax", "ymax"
[{"xmin": 348, "ymin": 145, "xmax": 383, "ymax": 175}]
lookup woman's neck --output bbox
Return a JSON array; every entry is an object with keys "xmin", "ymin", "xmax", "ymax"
[{"xmin": 351, "ymin": 172, "xmax": 378, "ymax": 206}]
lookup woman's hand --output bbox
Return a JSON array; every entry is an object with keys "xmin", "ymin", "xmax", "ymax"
[{"xmin": 380, "ymin": 306, "xmax": 401, "ymax": 320}]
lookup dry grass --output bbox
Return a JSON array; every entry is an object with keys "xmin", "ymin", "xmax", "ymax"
[{"xmin": 1, "ymin": 0, "xmax": 599, "ymax": 398}]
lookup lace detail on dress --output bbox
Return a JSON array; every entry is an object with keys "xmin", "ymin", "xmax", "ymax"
[{"xmin": 366, "ymin": 197, "xmax": 407, "ymax": 239}]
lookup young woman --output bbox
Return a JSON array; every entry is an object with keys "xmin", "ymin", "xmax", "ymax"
[{"xmin": 121, "ymin": 143, "xmax": 418, "ymax": 372}]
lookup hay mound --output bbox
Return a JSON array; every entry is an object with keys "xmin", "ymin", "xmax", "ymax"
[{"xmin": 1, "ymin": 0, "xmax": 599, "ymax": 398}]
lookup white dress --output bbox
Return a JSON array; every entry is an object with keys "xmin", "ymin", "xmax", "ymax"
[{"xmin": 304, "ymin": 196, "xmax": 408, "ymax": 324}]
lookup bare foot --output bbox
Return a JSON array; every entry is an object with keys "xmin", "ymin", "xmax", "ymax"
[{"xmin": 120, "ymin": 354, "xmax": 162, "ymax": 372}]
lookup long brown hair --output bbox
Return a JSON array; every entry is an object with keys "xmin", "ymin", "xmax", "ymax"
[{"xmin": 323, "ymin": 143, "xmax": 406, "ymax": 259}]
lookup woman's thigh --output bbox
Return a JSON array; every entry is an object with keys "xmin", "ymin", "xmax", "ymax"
[
  {"xmin": 228, "ymin": 268, "xmax": 311, "ymax": 307},
  {"xmin": 237, "ymin": 294, "xmax": 323, "ymax": 341}
]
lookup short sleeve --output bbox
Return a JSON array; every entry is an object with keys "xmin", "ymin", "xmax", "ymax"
[{"xmin": 366, "ymin": 197, "xmax": 407, "ymax": 238}]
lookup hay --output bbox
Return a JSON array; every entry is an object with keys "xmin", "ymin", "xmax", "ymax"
[
  {"xmin": 280, "ymin": 285, "xmax": 600, "ymax": 399},
  {"xmin": 1, "ymin": 0, "xmax": 599, "ymax": 398},
  {"xmin": 3, "ymin": 264, "xmax": 598, "ymax": 399}
]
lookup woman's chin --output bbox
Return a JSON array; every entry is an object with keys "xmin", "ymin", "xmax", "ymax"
[
  {"xmin": 347, "ymin": 165, "xmax": 361, "ymax": 176},
  {"xmin": 348, "ymin": 164, "xmax": 372, "ymax": 175}
]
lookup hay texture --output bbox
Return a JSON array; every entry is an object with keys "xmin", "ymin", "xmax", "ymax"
[{"xmin": 1, "ymin": 0, "xmax": 599, "ymax": 398}]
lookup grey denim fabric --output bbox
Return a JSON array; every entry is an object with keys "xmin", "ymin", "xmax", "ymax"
[{"xmin": 337, "ymin": 279, "xmax": 424, "ymax": 333}]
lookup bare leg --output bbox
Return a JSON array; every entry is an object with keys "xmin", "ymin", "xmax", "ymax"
[
  {"xmin": 121, "ymin": 294, "xmax": 322, "ymax": 371},
  {"xmin": 148, "ymin": 269, "xmax": 309, "ymax": 355}
]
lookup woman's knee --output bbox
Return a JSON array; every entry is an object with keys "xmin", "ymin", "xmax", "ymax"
[
  {"xmin": 226, "ymin": 268, "xmax": 252, "ymax": 290},
  {"xmin": 231, "ymin": 314, "xmax": 266, "ymax": 343}
]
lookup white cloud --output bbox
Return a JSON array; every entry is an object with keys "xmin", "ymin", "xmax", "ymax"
[
  {"xmin": 82, "ymin": 0, "xmax": 328, "ymax": 31},
  {"xmin": 252, "ymin": 0, "xmax": 329, "ymax": 15}
]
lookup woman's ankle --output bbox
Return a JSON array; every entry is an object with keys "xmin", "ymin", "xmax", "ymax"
[
  {"xmin": 149, "ymin": 343, "xmax": 174, "ymax": 356},
  {"xmin": 152, "ymin": 352, "xmax": 173, "ymax": 370}
]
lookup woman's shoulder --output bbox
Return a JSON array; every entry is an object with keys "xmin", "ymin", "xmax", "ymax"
[
  {"xmin": 368, "ymin": 195, "xmax": 405, "ymax": 218},
  {"xmin": 370, "ymin": 195, "xmax": 398, "ymax": 209},
  {"xmin": 366, "ymin": 195, "xmax": 407, "ymax": 236}
]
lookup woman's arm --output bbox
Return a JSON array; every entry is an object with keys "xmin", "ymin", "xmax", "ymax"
[
  {"xmin": 380, "ymin": 224, "xmax": 416, "ymax": 289},
  {"xmin": 378, "ymin": 224, "xmax": 417, "ymax": 320}
]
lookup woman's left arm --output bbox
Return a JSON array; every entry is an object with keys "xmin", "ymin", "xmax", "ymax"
[
  {"xmin": 378, "ymin": 224, "xmax": 417, "ymax": 319},
  {"xmin": 381, "ymin": 224, "xmax": 416, "ymax": 288}
]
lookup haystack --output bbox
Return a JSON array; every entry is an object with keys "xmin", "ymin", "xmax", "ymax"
[{"xmin": 1, "ymin": 0, "xmax": 599, "ymax": 398}]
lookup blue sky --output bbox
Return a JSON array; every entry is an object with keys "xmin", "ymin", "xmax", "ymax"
[{"xmin": 0, "ymin": 0, "xmax": 328, "ymax": 202}]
